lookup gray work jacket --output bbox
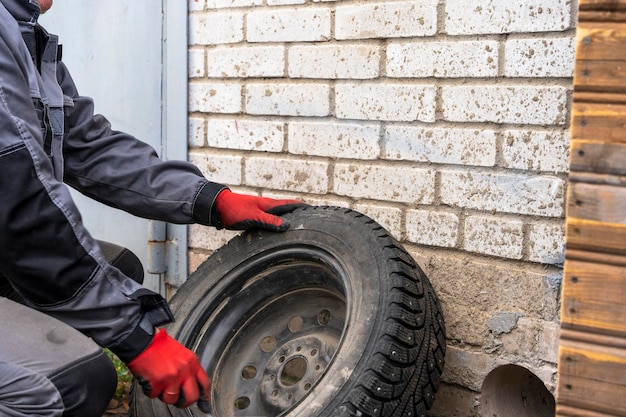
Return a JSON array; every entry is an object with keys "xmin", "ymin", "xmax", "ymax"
[{"xmin": 0, "ymin": 0, "xmax": 226, "ymax": 361}]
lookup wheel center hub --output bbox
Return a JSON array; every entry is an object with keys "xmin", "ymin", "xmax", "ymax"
[{"xmin": 259, "ymin": 335, "xmax": 331, "ymax": 413}]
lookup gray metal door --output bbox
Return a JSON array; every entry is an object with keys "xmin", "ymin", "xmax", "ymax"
[{"xmin": 40, "ymin": 1, "xmax": 188, "ymax": 294}]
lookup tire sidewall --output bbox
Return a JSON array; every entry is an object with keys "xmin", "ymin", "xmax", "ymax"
[{"xmin": 168, "ymin": 208, "xmax": 391, "ymax": 416}]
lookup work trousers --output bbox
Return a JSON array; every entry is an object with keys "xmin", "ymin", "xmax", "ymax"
[{"xmin": 0, "ymin": 241, "xmax": 144, "ymax": 417}]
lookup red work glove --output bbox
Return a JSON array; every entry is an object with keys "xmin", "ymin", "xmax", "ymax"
[
  {"xmin": 127, "ymin": 329, "xmax": 211, "ymax": 411},
  {"xmin": 215, "ymin": 189, "xmax": 306, "ymax": 232}
]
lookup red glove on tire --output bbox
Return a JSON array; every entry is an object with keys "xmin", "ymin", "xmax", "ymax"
[
  {"xmin": 216, "ymin": 189, "xmax": 306, "ymax": 231},
  {"xmin": 127, "ymin": 329, "xmax": 211, "ymax": 410}
]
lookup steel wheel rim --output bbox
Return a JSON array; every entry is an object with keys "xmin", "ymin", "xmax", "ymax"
[{"xmin": 187, "ymin": 249, "xmax": 349, "ymax": 417}]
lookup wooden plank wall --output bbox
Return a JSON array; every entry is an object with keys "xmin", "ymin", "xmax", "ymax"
[{"xmin": 557, "ymin": 0, "xmax": 626, "ymax": 416}]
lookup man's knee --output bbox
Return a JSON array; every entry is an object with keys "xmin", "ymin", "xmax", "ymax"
[
  {"xmin": 0, "ymin": 298, "xmax": 118, "ymax": 417},
  {"xmin": 97, "ymin": 240, "xmax": 144, "ymax": 284},
  {"xmin": 49, "ymin": 349, "xmax": 117, "ymax": 417},
  {"xmin": 0, "ymin": 349, "xmax": 116, "ymax": 417}
]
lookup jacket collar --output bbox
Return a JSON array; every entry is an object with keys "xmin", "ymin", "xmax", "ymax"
[{"xmin": 0, "ymin": 0, "xmax": 40, "ymax": 24}]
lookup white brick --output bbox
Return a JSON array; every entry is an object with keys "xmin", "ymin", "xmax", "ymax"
[
  {"xmin": 292, "ymin": 195, "xmax": 351, "ymax": 208},
  {"xmin": 207, "ymin": 46, "xmax": 284, "ymax": 78},
  {"xmin": 445, "ymin": 0, "xmax": 572, "ymax": 35},
  {"xmin": 464, "ymin": 215, "xmax": 524, "ymax": 259},
  {"xmin": 189, "ymin": 82, "xmax": 242, "ymax": 113},
  {"xmin": 336, "ymin": 83, "xmax": 436, "ymax": 122},
  {"xmin": 505, "ymin": 37, "xmax": 576, "ymax": 77},
  {"xmin": 288, "ymin": 44, "xmax": 380, "ymax": 79},
  {"xmin": 189, "ymin": 12, "xmax": 244, "ymax": 45},
  {"xmin": 207, "ymin": 0, "xmax": 261, "ymax": 8},
  {"xmin": 188, "ymin": 223, "xmax": 240, "ymax": 252},
  {"xmin": 502, "ymin": 130, "xmax": 570, "ymax": 173},
  {"xmin": 247, "ymin": 8, "xmax": 331, "ymax": 43},
  {"xmin": 245, "ymin": 156, "xmax": 329, "ymax": 193},
  {"xmin": 441, "ymin": 85, "xmax": 568, "ymax": 125},
  {"xmin": 406, "ymin": 210, "xmax": 459, "ymax": 247},
  {"xmin": 188, "ymin": 49, "xmax": 206, "ymax": 78},
  {"xmin": 528, "ymin": 222, "xmax": 565, "ymax": 265},
  {"xmin": 288, "ymin": 121, "xmax": 380, "ymax": 160},
  {"xmin": 189, "ymin": 117, "xmax": 206, "ymax": 148},
  {"xmin": 440, "ymin": 171, "xmax": 565, "ymax": 217},
  {"xmin": 208, "ymin": 119, "xmax": 284, "ymax": 152},
  {"xmin": 354, "ymin": 203, "xmax": 403, "ymax": 240},
  {"xmin": 387, "ymin": 41, "xmax": 498, "ymax": 78},
  {"xmin": 189, "ymin": 151, "xmax": 242, "ymax": 184},
  {"xmin": 268, "ymin": 0, "xmax": 306, "ymax": 5},
  {"xmin": 383, "ymin": 126, "xmax": 497, "ymax": 166},
  {"xmin": 333, "ymin": 163, "xmax": 436, "ymax": 204},
  {"xmin": 245, "ymin": 83, "xmax": 330, "ymax": 117},
  {"xmin": 189, "ymin": 0, "xmax": 205, "ymax": 11},
  {"xmin": 336, "ymin": 1, "xmax": 437, "ymax": 40}
]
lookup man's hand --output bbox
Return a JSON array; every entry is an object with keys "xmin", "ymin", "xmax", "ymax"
[
  {"xmin": 127, "ymin": 329, "xmax": 211, "ymax": 411},
  {"xmin": 215, "ymin": 189, "xmax": 306, "ymax": 232}
]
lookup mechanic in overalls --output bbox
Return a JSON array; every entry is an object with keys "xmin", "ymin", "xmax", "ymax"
[{"xmin": 0, "ymin": 0, "xmax": 303, "ymax": 415}]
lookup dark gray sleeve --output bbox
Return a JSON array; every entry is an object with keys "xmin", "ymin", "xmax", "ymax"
[
  {"xmin": 0, "ymin": 9, "xmax": 162, "ymax": 362},
  {"xmin": 57, "ymin": 62, "xmax": 227, "ymax": 226}
]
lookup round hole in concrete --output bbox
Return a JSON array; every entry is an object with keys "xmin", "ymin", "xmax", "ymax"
[{"xmin": 481, "ymin": 364, "xmax": 555, "ymax": 417}]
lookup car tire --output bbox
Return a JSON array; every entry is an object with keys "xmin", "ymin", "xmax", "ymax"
[{"xmin": 130, "ymin": 206, "xmax": 446, "ymax": 417}]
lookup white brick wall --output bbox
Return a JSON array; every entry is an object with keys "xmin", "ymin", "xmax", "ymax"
[
  {"xmin": 289, "ymin": 44, "xmax": 380, "ymax": 79},
  {"xmin": 440, "ymin": 170, "xmax": 565, "ymax": 216},
  {"xmin": 464, "ymin": 215, "xmax": 525, "ymax": 259},
  {"xmin": 206, "ymin": 45, "xmax": 285, "ymax": 78},
  {"xmin": 441, "ymin": 85, "xmax": 569, "ymax": 125},
  {"xmin": 387, "ymin": 40, "xmax": 499, "ymax": 78},
  {"xmin": 336, "ymin": 83, "xmax": 437, "ymax": 122},
  {"xmin": 245, "ymin": 83, "xmax": 330, "ymax": 116},
  {"xmin": 187, "ymin": 0, "xmax": 574, "ymax": 410},
  {"xmin": 445, "ymin": 0, "xmax": 572, "ymax": 35},
  {"xmin": 335, "ymin": 1, "xmax": 438, "ymax": 39}
]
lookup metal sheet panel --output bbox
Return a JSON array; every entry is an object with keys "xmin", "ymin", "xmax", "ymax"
[{"xmin": 40, "ymin": 1, "xmax": 188, "ymax": 293}]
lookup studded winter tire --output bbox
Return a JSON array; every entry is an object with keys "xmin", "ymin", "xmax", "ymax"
[{"xmin": 130, "ymin": 206, "xmax": 446, "ymax": 417}]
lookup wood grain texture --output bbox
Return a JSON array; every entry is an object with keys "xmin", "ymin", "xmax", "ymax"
[
  {"xmin": 538, "ymin": 1, "xmax": 626, "ymax": 415},
  {"xmin": 561, "ymin": 259, "xmax": 626, "ymax": 334}
]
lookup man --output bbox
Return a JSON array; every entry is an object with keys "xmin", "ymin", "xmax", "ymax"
[{"xmin": 0, "ymin": 0, "xmax": 303, "ymax": 415}]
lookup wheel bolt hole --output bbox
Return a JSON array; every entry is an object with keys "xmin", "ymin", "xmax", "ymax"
[
  {"xmin": 310, "ymin": 349, "xmax": 318, "ymax": 356},
  {"xmin": 234, "ymin": 396, "xmax": 250, "ymax": 410},
  {"xmin": 296, "ymin": 346, "xmax": 302, "ymax": 352},
  {"xmin": 271, "ymin": 390, "xmax": 278, "ymax": 397},
  {"xmin": 280, "ymin": 356, "xmax": 308, "ymax": 387},
  {"xmin": 304, "ymin": 383, "xmax": 312, "ymax": 390},
  {"xmin": 288, "ymin": 316, "xmax": 304, "ymax": 333},
  {"xmin": 242, "ymin": 365, "xmax": 257, "ymax": 380},
  {"xmin": 315, "ymin": 365, "xmax": 321, "ymax": 371},
  {"xmin": 261, "ymin": 336, "xmax": 276, "ymax": 352},
  {"xmin": 317, "ymin": 309, "xmax": 331, "ymax": 326},
  {"xmin": 279, "ymin": 356, "xmax": 286, "ymax": 364}
]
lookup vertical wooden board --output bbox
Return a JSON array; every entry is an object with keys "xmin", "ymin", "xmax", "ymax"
[
  {"xmin": 571, "ymin": 102, "xmax": 626, "ymax": 143},
  {"xmin": 561, "ymin": 259, "xmax": 626, "ymax": 334},
  {"xmin": 570, "ymin": 140, "xmax": 626, "ymax": 175},
  {"xmin": 567, "ymin": 182, "xmax": 626, "ymax": 223},
  {"xmin": 561, "ymin": 3, "xmax": 626, "ymax": 416}
]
